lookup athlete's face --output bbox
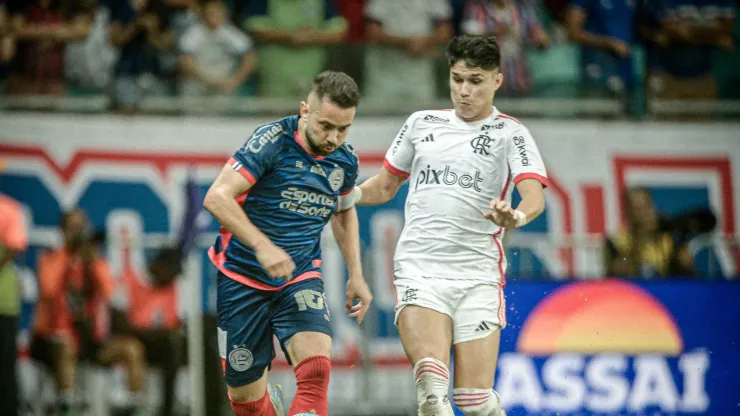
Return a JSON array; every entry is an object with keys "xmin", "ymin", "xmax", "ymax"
[
  {"xmin": 300, "ymin": 95, "xmax": 356, "ymax": 156},
  {"xmin": 449, "ymin": 61, "xmax": 503, "ymax": 122}
]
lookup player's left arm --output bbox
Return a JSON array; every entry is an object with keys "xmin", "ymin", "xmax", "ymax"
[
  {"xmin": 332, "ymin": 154, "xmax": 373, "ymax": 324},
  {"xmin": 486, "ymin": 125, "xmax": 548, "ymax": 228}
]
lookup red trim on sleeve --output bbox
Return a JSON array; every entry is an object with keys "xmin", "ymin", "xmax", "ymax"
[
  {"xmin": 228, "ymin": 156, "xmax": 257, "ymax": 185},
  {"xmin": 383, "ymin": 159, "xmax": 410, "ymax": 180},
  {"xmin": 513, "ymin": 173, "xmax": 548, "ymax": 188}
]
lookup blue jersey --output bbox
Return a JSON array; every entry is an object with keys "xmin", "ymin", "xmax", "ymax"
[
  {"xmin": 571, "ymin": 0, "xmax": 636, "ymax": 43},
  {"xmin": 209, "ymin": 115, "xmax": 359, "ymax": 290}
]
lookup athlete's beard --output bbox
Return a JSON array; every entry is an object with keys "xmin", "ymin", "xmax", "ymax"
[{"xmin": 305, "ymin": 128, "xmax": 332, "ymax": 156}]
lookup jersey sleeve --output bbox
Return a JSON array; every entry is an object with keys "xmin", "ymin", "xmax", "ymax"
[
  {"xmin": 507, "ymin": 126, "xmax": 548, "ymax": 188},
  {"xmin": 339, "ymin": 144, "xmax": 360, "ymax": 196},
  {"xmin": 229, "ymin": 125, "xmax": 283, "ymax": 185},
  {"xmin": 383, "ymin": 115, "xmax": 416, "ymax": 180}
]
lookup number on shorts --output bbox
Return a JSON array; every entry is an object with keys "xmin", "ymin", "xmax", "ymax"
[{"xmin": 294, "ymin": 289, "xmax": 324, "ymax": 311}]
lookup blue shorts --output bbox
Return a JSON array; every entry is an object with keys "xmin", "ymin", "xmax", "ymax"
[{"xmin": 216, "ymin": 273, "xmax": 332, "ymax": 387}]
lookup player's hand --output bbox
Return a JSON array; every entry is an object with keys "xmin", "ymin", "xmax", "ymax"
[
  {"xmin": 255, "ymin": 242, "xmax": 295, "ymax": 281},
  {"xmin": 484, "ymin": 199, "xmax": 518, "ymax": 228},
  {"xmin": 345, "ymin": 276, "xmax": 372, "ymax": 324}
]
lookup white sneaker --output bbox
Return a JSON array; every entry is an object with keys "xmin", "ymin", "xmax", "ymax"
[{"xmin": 267, "ymin": 382, "xmax": 285, "ymax": 416}]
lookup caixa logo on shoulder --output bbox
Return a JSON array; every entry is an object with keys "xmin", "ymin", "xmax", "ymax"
[{"xmin": 497, "ymin": 280, "xmax": 710, "ymax": 415}]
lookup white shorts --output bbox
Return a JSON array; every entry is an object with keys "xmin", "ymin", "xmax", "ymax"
[{"xmin": 394, "ymin": 277, "xmax": 506, "ymax": 344}]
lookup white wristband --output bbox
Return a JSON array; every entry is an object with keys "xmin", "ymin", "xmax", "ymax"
[
  {"xmin": 337, "ymin": 186, "xmax": 363, "ymax": 211},
  {"xmin": 514, "ymin": 210, "xmax": 528, "ymax": 228}
]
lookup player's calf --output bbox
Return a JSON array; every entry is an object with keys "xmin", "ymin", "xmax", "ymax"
[
  {"xmin": 453, "ymin": 389, "xmax": 505, "ymax": 416},
  {"xmin": 286, "ymin": 332, "xmax": 332, "ymax": 416},
  {"xmin": 288, "ymin": 355, "xmax": 331, "ymax": 416},
  {"xmin": 414, "ymin": 358, "xmax": 455, "ymax": 416}
]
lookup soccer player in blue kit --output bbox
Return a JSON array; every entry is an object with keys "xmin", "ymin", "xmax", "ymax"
[{"xmin": 203, "ymin": 71, "xmax": 373, "ymax": 416}]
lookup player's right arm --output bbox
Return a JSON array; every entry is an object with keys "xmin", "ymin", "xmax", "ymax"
[
  {"xmin": 203, "ymin": 133, "xmax": 296, "ymax": 280},
  {"xmin": 357, "ymin": 116, "xmax": 415, "ymax": 206}
]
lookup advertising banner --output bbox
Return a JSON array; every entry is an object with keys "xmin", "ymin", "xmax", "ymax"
[{"xmin": 483, "ymin": 279, "xmax": 740, "ymax": 416}]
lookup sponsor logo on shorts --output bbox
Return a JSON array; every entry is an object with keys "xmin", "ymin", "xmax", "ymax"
[{"xmin": 228, "ymin": 347, "xmax": 254, "ymax": 372}]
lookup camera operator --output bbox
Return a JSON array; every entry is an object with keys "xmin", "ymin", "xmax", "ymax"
[
  {"xmin": 31, "ymin": 209, "xmax": 148, "ymax": 415},
  {"xmin": 604, "ymin": 187, "xmax": 704, "ymax": 278}
]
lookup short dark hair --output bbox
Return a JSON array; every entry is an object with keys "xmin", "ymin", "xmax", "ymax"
[
  {"xmin": 311, "ymin": 71, "xmax": 360, "ymax": 109},
  {"xmin": 446, "ymin": 35, "xmax": 501, "ymax": 72}
]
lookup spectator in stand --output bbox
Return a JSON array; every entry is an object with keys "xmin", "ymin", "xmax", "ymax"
[
  {"xmin": 109, "ymin": 0, "xmax": 174, "ymax": 114},
  {"xmin": 638, "ymin": 0, "xmax": 735, "ymax": 100},
  {"xmin": 332, "ymin": 0, "xmax": 365, "ymax": 85},
  {"xmin": 112, "ymin": 245, "xmax": 186, "ymax": 416},
  {"xmin": 604, "ymin": 187, "xmax": 696, "ymax": 278},
  {"xmin": 0, "ymin": 160, "xmax": 29, "ymax": 416},
  {"xmin": 565, "ymin": 0, "xmax": 636, "ymax": 96},
  {"xmin": 363, "ymin": 0, "xmax": 453, "ymax": 102},
  {"xmin": 65, "ymin": 0, "xmax": 119, "ymax": 90},
  {"xmin": 30, "ymin": 209, "xmax": 148, "ymax": 415},
  {"xmin": 243, "ymin": 0, "xmax": 347, "ymax": 98},
  {"xmin": 5, "ymin": 0, "xmax": 95, "ymax": 95},
  {"xmin": 178, "ymin": 0, "xmax": 255, "ymax": 97},
  {"xmin": 461, "ymin": 0, "xmax": 549, "ymax": 96},
  {"xmin": 0, "ymin": 0, "xmax": 14, "ymax": 79},
  {"xmin": 165, "ymin": 0, "xmax": 198, "ymax": 39}
]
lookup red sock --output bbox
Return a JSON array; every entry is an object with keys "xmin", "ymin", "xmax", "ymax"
[
  {"xmin": 230, "ymin": 390, "xmax": 276, "ymax": 416},
  {"xmin": 288, "ymin": 356, "xmax": 331, "ymax": 416}
]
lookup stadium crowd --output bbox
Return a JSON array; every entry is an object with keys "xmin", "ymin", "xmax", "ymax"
[{"xmin": 0, "ymin": 0, "xmax": 737, "ymax": 114}]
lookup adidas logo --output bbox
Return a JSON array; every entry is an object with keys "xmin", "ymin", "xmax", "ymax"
[
  {"xmin": 421, "ymin": 134, "xmax": 434, "ymax": 143},
  {"xmin": 475, "ymin": 321, "xmax": 492, "ymax": 332}
]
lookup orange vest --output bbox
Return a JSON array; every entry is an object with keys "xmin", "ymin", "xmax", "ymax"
[
  {"xmin": 34, "ymin": 249, "xmax": 115, "ymax": 343},
  {"xmin": 122, "ymin": 266, "xmax": 180, "ymax": 330}
]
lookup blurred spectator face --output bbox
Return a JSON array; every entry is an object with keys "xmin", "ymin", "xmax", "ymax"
[
  {"xmin": 132, "ymin": 0, "xmax": 148, "ymax": 12},
  {"xmin": 62, "ymin": 209, "xmax": 90, "ymax": 249},
  {"xmin": 203, "ymin": 1, "xmax": 226, "ymax": 30},
  {"xmin": 449, "ymin": 60, "xmax": 503, "ymax": 120},
  {"xmin": 300, "ymin": 95, "xmax": 356, "ymax": 157},
  {"xmin": 149, "ymin": 251, "xmax": 181, "ymax": 287},
  {"xmin": 625, "ymin": 188, "xmax": 659, "ymax": 232}
]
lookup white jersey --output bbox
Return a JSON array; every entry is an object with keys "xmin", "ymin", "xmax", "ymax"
[{"xmin": 383, "ymin": 107, "xmax": 548, "ymax": 283}]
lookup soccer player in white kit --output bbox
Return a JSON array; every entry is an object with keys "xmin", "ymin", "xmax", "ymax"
[{"xmin": 355, "ymin": 35, "xmax": 548, "ymax": 415}]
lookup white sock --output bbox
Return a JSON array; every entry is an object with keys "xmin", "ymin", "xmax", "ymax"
[
  {"xmin": 414, "ymin": 358, "xmax": 455, "ymax": 416},
  {"xmin": 453, "ymin": 388, "xmax": 504, "ymax": 416}
]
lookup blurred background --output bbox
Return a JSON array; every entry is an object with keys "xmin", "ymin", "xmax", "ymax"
[{"xmin": 0, "ymin": 0, "xmax": 738, "ymax": 415}]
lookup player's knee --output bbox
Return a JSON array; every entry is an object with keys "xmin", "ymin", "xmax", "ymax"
[{"xmin": 452, "ymin": 388, "xmax": 504, "ymax": 416}]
